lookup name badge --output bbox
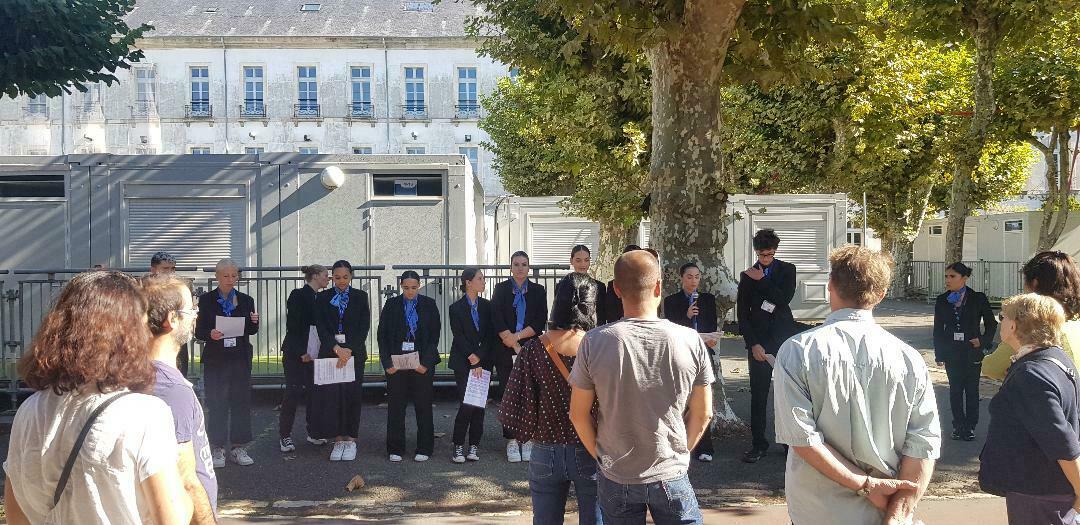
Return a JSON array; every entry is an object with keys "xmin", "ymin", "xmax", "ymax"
[
  {"xmin": 761, "ymin": 300, "xmax": 776, "ymax": 313},
  {"xmin": 953, "ymin": 332, "xmax": 966, "ymax": 342},
  {"xmin": 402, "ymin": 341, "xmax": 415, "ymax": 353},
  {"xmin": 335, "ymin": 334, "xmax": 347, "ymax": 344},
  {"xmin": 224, "ymin": 338, "xmax": 237, "ymax": 348}
]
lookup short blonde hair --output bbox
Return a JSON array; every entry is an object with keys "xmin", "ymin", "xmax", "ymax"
[
  {"xmin": 1001, "ymin": 293, "xmax": 1065, "ymax": 348},
  {"xmin": 829, "ymin": 246, "xmax": 894, "ymax": 309}
]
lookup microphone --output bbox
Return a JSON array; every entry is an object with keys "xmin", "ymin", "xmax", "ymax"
[{"xmin": 690, "ymin": 291, "xmax": 698, "ymax": 305}]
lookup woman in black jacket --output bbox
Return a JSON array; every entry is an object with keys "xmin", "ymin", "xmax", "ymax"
[
  {"xmin": 448, "ymin": 268, "xmax": 496, "ymax": 463},
  {"xmin": 278, "ymin": 264, "xmax": 328, "ymax": 453},
  {"xmin": 311, "ymin": 260, "xmax": 371, "ymax": 462},
  {"xmin": 555, "ymin": 245, "xmax": 607, "ymax": 327},
  {"xmin": 378, "ymin": 270, "xmax": 441, "ymax": 463},
  {"xmin": 491, "ymin": 250, "xmax": 548, "ymax": 463},
  {"xmin": 933, "ymin": 262, "xmax": 997, "ymax": 441},
  {"xmin": 195, "ymin": 258, "xmax": 260, "ymax": 468}
]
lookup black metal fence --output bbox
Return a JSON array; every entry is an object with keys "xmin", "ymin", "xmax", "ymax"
[{"xmin": 907, "ymin": 260, "xmax": 1024, "ymax": 301}]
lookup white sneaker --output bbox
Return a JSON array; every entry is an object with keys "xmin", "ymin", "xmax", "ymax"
[
  {"xmin": 307, "ymin": 436, "xmax": 328, "ymax": 446},
  {"xmin": 229, "ymin": 447, "xmax": 254, "ymax": 466},
  {"xmin": 279, "ymin": 437, "xmax": 296, "ymax": 453},
  {"xmin": 452, "ymin": 445, "xmax": 466, "ymax": 463},
  {"xmin": 330, "ymin": 441, "xmax": 345, "ymax": 461},
  {"xmin": 212, "ymin": 448, "xmax": 226, "ymax": 469},
  {"xmin": 341, "ymin": 441, "xmax": 357, "ymax": 461},
  {"xmin": 467, "ymin": 445, "xmax": 480, "ymax": 462},
  {"xmin": 414, "ymin": 454, "xmax": 430, "ymax": 462},
  {"xmin": 389, "ymin": 454, "xmax": 403, "ymax": 462},
  {"xmin": 521, "ymin": 440, "xmax": 534, "ymax": 462},
  {"xmin": 697, "ymin": 453, "xmax": 713, "ymax": 462},
  {"xmin": 506, "ymin": 439, "xmax": 522, "ymax": 463}
]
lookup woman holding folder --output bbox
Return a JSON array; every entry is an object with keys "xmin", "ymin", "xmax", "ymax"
[
  {"xmin": 278, "ymin": 264, "xmax": 329, "ymax": 453},
  {"xmin": 378, "ymin": 270, "xmax": 441, "ymax": 463},
  {"xmin": 311, "ymin": 260, "xmax": 371, "ymax": 462},
  {"xmin": 449, "ymin": 268, "xmax": 496, "ymax": 463},
  {"xmin": 195, "ymin": 258, "xmax": 260, "ymax": 468}
]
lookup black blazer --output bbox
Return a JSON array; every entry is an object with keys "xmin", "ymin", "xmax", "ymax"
[
  {"xmin": 195, "ymin": 288, "xmax": 259, "ymax": 363},
  {"xmin": 664, "ymin": 290, "xmax": 719, "ymax": 334},
  {"xmin": 554, "ymin": 273, "xmax": 607, "ymax": 327},
  {"xmin": 605, "ymin": 280, "xmax": 623, "ymax": 323},
  {"xmin": 314, "ymin": 287, "xmax": 371, "ymax": 371},
  {"xmin": 448, "ymin": 296, "xmax": 497, "ymax": 371},
  {"xmin": 736, "ymin": 259, "xmax": 798, "ymax": 354},
  {"xmin": 378, "ymin": 294, "xmax": 442, "ymax": 370},
  {"xmin": 490, "ymin": 279, "xmax": 548, "ymax": 349},
  {"xmin": 933, "ymin": 288, "xmax": 996, "ymax": 363},
  {"xmin": 281, "ymin": 285, "xmax": 318, "ymax": 358}
]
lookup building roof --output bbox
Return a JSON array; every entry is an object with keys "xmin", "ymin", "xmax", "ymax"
[{"xmin": 125, "ymin": 0, "xmax": 481, "ymax": 38}]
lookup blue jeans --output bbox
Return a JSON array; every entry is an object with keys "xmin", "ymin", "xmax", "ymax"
[
  {"xmin": 528, "ymin": 442, "xmax": 603, "ymax": 525},
  {"xmin": 597, "ymin": 474, "xmax": 702, "ymax": 525}
]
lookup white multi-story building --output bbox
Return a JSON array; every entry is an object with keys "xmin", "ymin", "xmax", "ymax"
[{"xmin": 0, "ymin": 0, "xmax": 511, "ymax": 194}]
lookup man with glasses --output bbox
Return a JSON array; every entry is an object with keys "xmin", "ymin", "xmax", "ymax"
[{"xmin": 737, "ymin": 228, "xmax": 798, "ymax": 463}]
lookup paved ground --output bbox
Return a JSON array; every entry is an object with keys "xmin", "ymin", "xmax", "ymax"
[{"xmin": 0, "ymin": 299, "xmax": 1006, "ymax": 522}]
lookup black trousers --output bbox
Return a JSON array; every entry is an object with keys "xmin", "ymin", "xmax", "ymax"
[
  {"xmin": 279, "ymin": 354, "xmax": 313, "ymax": 439},
  {"xmin": 204, "ymin": 357, "xmax": 253, "ymax": 447},
  {"xmin": 493, "ymin": 346, "xmax": 517, "ymax": 439},
  {"xmin": 453, "ymin": 368, "xmax": 486, "ymax": 447},
  {"xmin": 387, "ymin": 368, "xmax": 435, "ymax": 456},
  {"xmin": 309, "ymin": 372, "xmax": 363, "ymax": 440},
  {"xmin": 944, "ymin": 360, "xmax": 982, "ymax": 431},
  {"xmin": 748, "ymin": 354, "xmax": 774, "ymax": 451}
]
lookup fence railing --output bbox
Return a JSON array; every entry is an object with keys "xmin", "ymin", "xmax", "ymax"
[{"xmin": 907, "ymin": 260, "xmax": 1024, "ymax": 301}]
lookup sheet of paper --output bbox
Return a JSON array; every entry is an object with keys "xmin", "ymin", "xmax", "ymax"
[
  {"xmin": 306, "ymin": 326, "xmax": 320, "ymax": 360},
  {"xmin": 314, "ymin": 357, "xmax": 355, "ymax": 385},
  {"xmin": 463, "ymin": 369, "xmax": 491, "ymax": 408},
  {"xmin": 391, "ymin": 352, "xmax": 420, "ymax": 370},
  {"xmin": 764, "ymin": 354, "xmax": 776, "ymax": 367},
  {"xmin": 216, "ymin": 316, "xmax": 245, "ymax": 338}
]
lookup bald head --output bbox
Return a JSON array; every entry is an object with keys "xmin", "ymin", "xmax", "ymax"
[{"xmin": 614, "ymin": 250, "xmax": 662, "ymax": 308}]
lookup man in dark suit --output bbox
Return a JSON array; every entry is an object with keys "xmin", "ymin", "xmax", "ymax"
[{"xmin": 737, "ymin": 229, "xmax": 797, "ymax": 463}]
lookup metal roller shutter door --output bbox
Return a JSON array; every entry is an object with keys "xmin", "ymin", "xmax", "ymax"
[
  {"xmin": 125, "ymin": 198, "xmax": 245, "ymax": 267},
  {"xmin": 528, "ymin": 221, "xmax": 599, "ymax": 265},
  {"xmin": 753, "ymin": 217, "xmax": 829, "ymax": 272}
]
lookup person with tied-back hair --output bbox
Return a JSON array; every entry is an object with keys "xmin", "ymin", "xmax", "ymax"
[
  {"xmin": 604, "ymin": 244, "xmax": 641, "ymax": 323},
  {"xmin": 555, "ymin": 245, "xmax": 607, "ymax": 327},
  {"xmin": 311, "ymin": 260, "xmax": 371, "ymax": 462},
  {"xmin": 933, "ymin": 261, "xmax": 997, "ymax": 441},
  {"xmin": 379, "ymin": 270, "xmax": 442, "ymax": 462},
  {"xmin": 984, "ymin": 251, "xmax": 1080, "ymax": 381},
  {"xmin": 278, "ymin": 264, "xmax": 330, "ymax": 453},
  {"xmin": 499, "ymin": 272, "xmax": 604, "ymax": 525},
  {"xmin": 449, "ymin": 268, "xmax": 496, "ymax": 463},
  {"xmin": 4, "ymin": 271, "xmax": 192, "ymax": 525},
  {"xmin": 195, "ymin": 258, "xmax": 260, "ymax": 468}
]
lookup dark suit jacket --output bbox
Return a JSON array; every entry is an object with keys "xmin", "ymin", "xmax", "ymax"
[
  {"xmin": 605, "ymin": 280, "xmax": 623, "ymax": 322},
  {"xmin": 664, "ymin": 290, "xmax": 719, "ymax": 334},
  {"xmin": 378, "ymin": 294, "xmax": 442, "ymax": 369},
  {"xmin": 491, "ymin": 279, "xmax": 548, "ymax": 350},
  {"xmin": 934, "ymin": 288, "xmax": 997, "ymax": 363},
  {"xmin": 554, "ymin": 273, "xmax": 607, "ymax": 327},
  {"xmin": 736, "ymin": 259, "xmax": 797, "ymax": 354},
  {"xmin": 195, "ymin": 288, "xmax": 259, "ymax": 363},
  {"xmin": 281, "ymin": 285, "xmax": 318, "ymax": 358},
  {"xmin": 448, "ymin": 296, "xmax": 497, "ymax": 371},
  {"xmin": 314, "ymin": 287, "xmax": 371, "ymax": 371}
]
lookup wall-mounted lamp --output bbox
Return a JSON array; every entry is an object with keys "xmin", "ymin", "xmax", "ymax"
[
  {"xmin": 248, "ymin": 131, "xmax": 257, "ymax": 140},
  {"xmin": 303, "ymin": 134, "xmax": 312, "ymax": 142},
  {"xmin": 140, "ymin": 136, "xmax": 148, "ymax": 144},
  {"xmin": 465, "ymin": 134, "xmax": 472, "ymax": 142},
  {"xmin": 410, "ymin": 131, "xmax": 418, "ymax": 140},
  {"xmin": 320, "ymin": 166, "xmax": 345, "ymax": 190},
  {"xmin": 83, "ymin": 135, "xmax": 93, "ymax": 142}
]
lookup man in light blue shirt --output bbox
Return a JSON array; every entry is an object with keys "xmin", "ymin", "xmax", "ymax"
[{"xmin": 774, "ymin": 246, "xmax": 941, "ymax": 525}]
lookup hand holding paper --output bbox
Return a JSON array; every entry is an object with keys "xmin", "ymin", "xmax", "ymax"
[{"xmin": 215, "ymin": 316, "xmax": 245, "ymax": 338}]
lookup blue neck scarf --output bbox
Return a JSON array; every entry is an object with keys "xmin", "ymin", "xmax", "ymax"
[
  {"xmin": 763, "ymin": 264, "xmax": 773, "ymax": 279},
  {"xmin": 511, "ymin": 278, "xmax": 528, "ymax": 332},
  {"xmin": 466, "ymin": 294, "xmax": 480, "ymax": 331},
  {"xmin": 404, "ymin": 296, "xmax": 419, "ymax": 340},
  {"xmin": 218, "ymin": 288, "xmax": 237, "ymax": 317},
  {"xmin": 330, "ymin": 286, "xmax": 350, "ymax": 333},
  {"xmin": 948, "ymin": 287, "xmax": 967, "ymax": 331},
  {"xmin": 685, "ymin": 290, "xmax": 699, "ymax": 331}
]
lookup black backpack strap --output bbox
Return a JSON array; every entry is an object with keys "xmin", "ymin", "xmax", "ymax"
[{"xmin": 52, "ymin": 391, "xmax": 134, "ymax": 506}]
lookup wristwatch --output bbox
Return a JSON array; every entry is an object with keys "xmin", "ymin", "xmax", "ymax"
[{"xmin": 855, "ymin": 475, "xmax": 871, "ymax": 497}]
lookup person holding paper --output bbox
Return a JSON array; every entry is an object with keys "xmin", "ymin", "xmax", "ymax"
[
  {"xmin": 311, "ymin": 260, "xmax": 371, "ymax": 462},
  {"xmin": 195, "ymin": 258, "xmax": 260, "ymax": 469},
  {"xmin": 278, "ymin": 265, "xmax": 329, "ymax": 453},
  {"xmin": 555, "ymin": 245, "xmax": 607, "ymax": 327},
  {"xmin": 378, "ymin": 270, "xmax": 442, "ymax": 463},
  {"xmin": 662, "ymin": 261, "xmax": 719, "ymax": 463},
  {"xmin": 491, "ymin": 250, "xmax": 548, "ymax": 463},
  {"xmin": 449, "ymin": 268, "xmax": 496, "ymax": 463}
]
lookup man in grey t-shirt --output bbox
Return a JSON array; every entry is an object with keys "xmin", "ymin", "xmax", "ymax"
[{"xmin": 569, "ymin": 250, "xmax": 714, "ymax": 525}]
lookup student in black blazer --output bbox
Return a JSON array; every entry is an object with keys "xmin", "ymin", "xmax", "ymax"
[
  {"xmin": 311, "ymin": 260, "xmax": 371, "ymax": 462},
  {"xmin": 933, "ymin": 262, "xmax": 996, "ymax": 441},
  {"xmin": 490, "ymin": 250, "xmax": 548, "ymax": 463},
  {"xmin": 278, "ymin": 265, "xmax": 328, "ymax": 453},
  {"xmin": 663, "ymin": 262, "xmax": 721, "ymax": 462},
  {"xmin": 736, "ymin": 229, "xmax": 797, "ymax": 463},
  {"xmin": 448, "ymin": 268, "xmax": 496, "ymax": 463},
  {"xmin": 378, "ymin": 270, "xmax": 442, "ymax": 463},
  {"xmin": 194, "ymin": 258, "xmax": 260, "ymax": 468},
  {"xmin": 556, "ymin": 245, "xmax": 607, "ymax": 327}
]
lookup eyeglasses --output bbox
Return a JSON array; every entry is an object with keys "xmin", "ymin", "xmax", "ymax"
[
  {"xmin": 758, "ymin": 251, "xmax": 776, "ymax": 258},
  {"xmin": 177, "ymin": 307, "xmax": 199, "ymax": 318}
]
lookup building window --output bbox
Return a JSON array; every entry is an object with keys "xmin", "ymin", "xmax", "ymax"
[
  {"xmin": 403, "ymin": 1, "xmax": 433, "ymax": 12},
  {"xmin": 133, "ymin": 67, "xmax": 156, "ymax": 116},
  {"xmin": 373, "ymin": 174, "xmax": 442, "ymax": 197},
  {"xmin": 242, "ymin": 66, "xmax": 265, "ymax": 117},
  {"xmin": 405, "ymin": 146, "xmax": 426, "ymax": 154},
  {"xmin": 353, "ymin": 146, "xmax": 373, "ymax": 154},
  {"xmin": 75, "ymin": 84, "xmax": 102, "ymax": 121},
  {"xmin": 24, "ymin": 94, "xmax": 48, "ymax": 118},
  {"xmin": 245, "ymin": 147, "xmax": 265, "ymax": 154},
  {"xmin": 300, "ymin": 3, "xmax": 321, "ymax": 11},
  {"xmin": 459, "ymin": 146, "xmax": 479, "ymax": 175},
  {"xmin": 847, "ymin": 231, "xmax": 863, "ymax": 246},
  {"xmin": 509, "ymin": 67, "xmax": 520, "ymax": 83},
  {"xmin": 456, "ymin": 67, "xmax": 479, "ymax": 119},
  {"xmin": 1004, "ymin": 219, "xmax": 1024, "ymax": 232},
  {"xmin": 299, "ymin": 147, "xmax": 319, "ymax": 154},
  {"xmin": 188, "ymin": 66, "xmax": 211, "ymax": 118},
  {"xmin": 0, "ymin": 175, "xmax": 64, "ymax": 198},
  {"xmin": 296, "ymin": 66, "xmax": 319, "ymax": 117},
  {"xmin": 403, "ymin": 66, "xmax": 426, "ymax": 119},
  {"xmin": 929, "ymin": 225, "xmax": 943, "ymax": 236},
  {"xmin": 349, "ymin": 66, "xmax": 373, "ymax": 118},
  {"xmin": 190, "ymin": 147, "xmax": 211, "ymax": 155}
]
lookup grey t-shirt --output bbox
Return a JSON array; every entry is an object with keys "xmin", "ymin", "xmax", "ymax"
[
  {"xmin": 569, "ymin": 318, "xmax": 715, "ymax": 485},
  {"xmin": 152, "ymin": 360, "xmax": 218, "ymax": 514}
]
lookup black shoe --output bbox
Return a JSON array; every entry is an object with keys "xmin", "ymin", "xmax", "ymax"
[
  {"xmin": 951, "ymin": 429, "xmax": 962, "ymax": 440},
  {"xmin": 741, "ymin": 448, "xmax": 768, "ymax": 463},
  {"xmin": 962, "ymin": 429, "xmax": 976, "ymax": 441}
]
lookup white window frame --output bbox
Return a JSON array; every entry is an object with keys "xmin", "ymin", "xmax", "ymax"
[
  {"xmin": 134, "ymin": 66, "xmax": 157, "ymax": 103},
  {"xmin": 349, "ymin": 64, "xmax": 373, "ymax": 102},
  {"xmin": 456, "ymin": 66, "xmax": 478, "ymax": 116},
  {"xmin": 297, "ymin": 65, "xmax": 319, "ymax": 109},
  {"xmin": 929, "ymin": 225, "xmax": 943, "ymax": 236},
  {"xmin": 458, "ymin": 145, "xmax": 479, "ymax": 176},
  {"xmin": 298, "ymin": 146, "xmax": 320, "ymax": 154},
  {"xmin": 1004, "ymin": 219, "xmax": 1024, "ymax": 233},
  {"xmin": 405, "ymin": 145, "xmax": 427, "ymax": 155},
  {"xmin": 241, "ymin": 64, "xmax": 266, "ymax": 116},
  {"xmin": 190, "ymin": 146, "xmax": 212, "ymax": 155},
  {"xmin": 352, "ymin": 145, "xmax": 374, "ymax": 154},
  {"xmin": 403, "ymin": 65, "xmax": 426, "ymax": 116},
  {"xmin": 244, "ymin": 146, "xmax": 266, "ymax": 154}
]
